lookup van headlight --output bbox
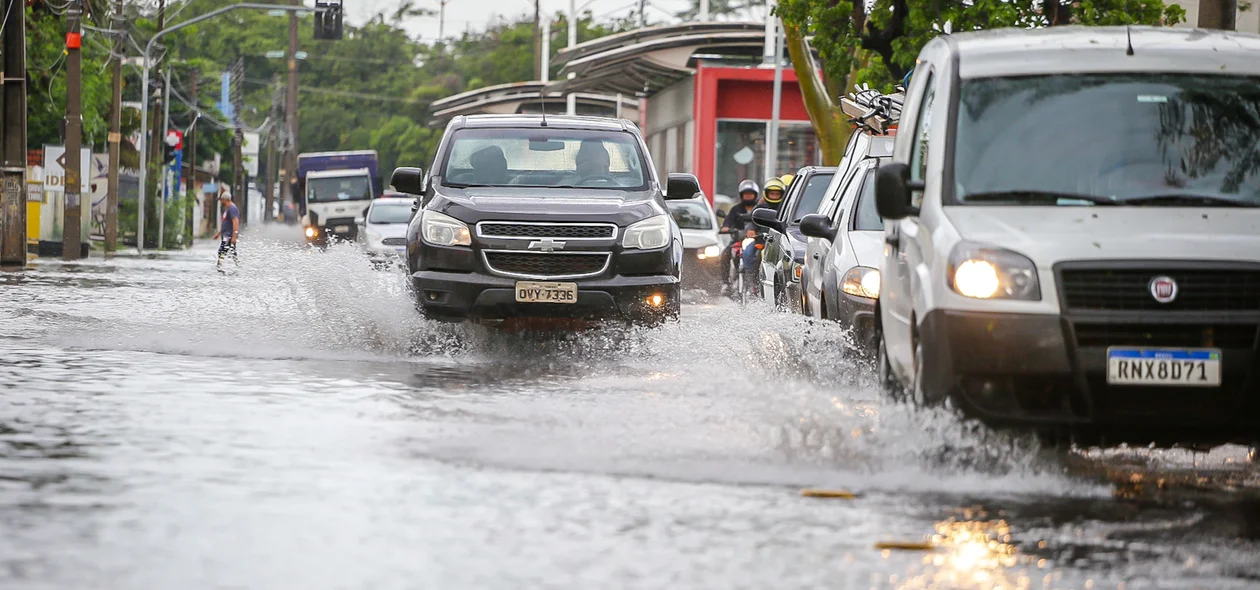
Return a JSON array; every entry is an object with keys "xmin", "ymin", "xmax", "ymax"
[
  {"xmin": 948, "ymin": 242, "xmax": 1040, "ymax": 301},
  {"xmin": 622, "ymin": 215, "xmax": 671, "ymax": 250},
  {"xmin": 420, "ymin": 210, "xmax": 471, "ymax": 247},
  {"xmin": 841, "ymin": 266, "xmax": 880, "ymax": 299}
]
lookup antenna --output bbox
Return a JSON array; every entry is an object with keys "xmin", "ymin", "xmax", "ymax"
[
  {"xmin": 1125, "ymin": 25, "xmax": 1135, "ymax": 55},
  {"xmin": 540, "ymin": 89, "xmax": 549, "ymax": 127}
]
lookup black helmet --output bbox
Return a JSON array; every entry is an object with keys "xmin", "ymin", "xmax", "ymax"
[{"xmin": 737, "ymin": 179, "xmax": 759, "ymax": 201}]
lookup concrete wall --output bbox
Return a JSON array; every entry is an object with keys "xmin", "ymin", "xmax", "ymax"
[
  {"xmin": 644, "ymin": 77, "xmax": 697, "ymax": 181},
  {"xmin": 1168, "ymin": 0, "xmax": 1260, "ymax": 33}
]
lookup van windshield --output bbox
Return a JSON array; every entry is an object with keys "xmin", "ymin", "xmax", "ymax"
[
  {"xmin": 308, "ymin": 176, "xmax": 372, "ymax": 203},
  {"xmin": 954, "ymin": 74, "xmax": 1260, "ymax": 207},
  {"xmin": 441, "ymin": 128, "xmax": 649, "ymax": 191}
]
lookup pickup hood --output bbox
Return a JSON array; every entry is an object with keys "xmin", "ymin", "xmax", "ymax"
[
  {"xmin": 848, "ymin": 230, "xmax": 884, "ymax": 268},
  {"xmin": 944, "ymin": 207, "xmax": 1260, "ymax": 265},
  {"xmin": 432, "ymin": 187, "xmax": 665, "ymax": 227}
]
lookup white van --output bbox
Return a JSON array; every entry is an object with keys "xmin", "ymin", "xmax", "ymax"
[{"xmin": 875, "ymin": 26, "xmax": 1260, "ymax": 448}]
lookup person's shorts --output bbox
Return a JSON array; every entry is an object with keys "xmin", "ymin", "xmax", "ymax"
[{"xmin": 218, "ymin": 238, "xmax": 237, "ymax": 257}]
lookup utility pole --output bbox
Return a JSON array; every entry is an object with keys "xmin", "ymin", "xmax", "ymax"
[
  {"xmin": 699, "ymin": 0, "xmax": 710, "ymax": 20},
  {"xmin": 105, "ymin": 0, "xmax": 124, "ymax": 252},
  {"xmin": 185, "ymin": 70, "xmax": 199, "ymax": 241},
  {"xmin": 158, "ymin": 65, "xmax": 170, "ymax": 248},
  {"xmin": 438, "ymin": 0, "xmax": 447, "ymax": 41},
  {"xmin": 282, "ymin": 0, "xmax": 299, "ymax": 213},
  {"xmin": 231, "ymin": 57, "xmax": 245, "ymax": 225},
  {"xmin": 638, "ymin": 0, "xmax": 646, "ymax": 28},
  {"xmin": 567, "ymin": 0, "xmax": 577, "ymax": 115},
  {"xmin": 264, "ymin": 74, "xmax": 280, "ymax": 222},
  {"xmin": 0, "ymin": 0, "xmax": 28, "ymax": 267},
  {"xmin": 64, "ymin": 0, "xmax": 84, "ymax": 261},
  {"xmin": 533, "ymin": 0, "xmax": 541, "ymax": 80},
  {"xmin": 765, "ymin": 17, "xmax": 784, "ymax": 184}
]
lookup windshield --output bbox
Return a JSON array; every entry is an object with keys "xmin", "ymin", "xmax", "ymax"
[
  {"xmin": 787, "ymin": 173, "xmax": 834, "ymax": 223},
  {"xmin": 954, "ymin": 74, "xmax": 1260, "ymax": 206},
  {"xmin": 853, "ymin": 167, "xmax": 882, "ymax": 231},
  {"xmin": 667, "ymin": 201, "xmax": 713, "ymax": 230},
  {"xmin": 440, "ymin": 128, "xmax": 649, "ymax": 191},
  {"xmin": 368, "ymin": 203, "xmax": 412, "ymax": 224},
  {"xmin": 308, "ymin": 175, "xmax": 371, "ymax": 203}
]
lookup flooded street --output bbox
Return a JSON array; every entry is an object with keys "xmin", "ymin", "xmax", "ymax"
[{"xmin": 2, "ymin": 230, "xmax": 1258, "ymax": 590}]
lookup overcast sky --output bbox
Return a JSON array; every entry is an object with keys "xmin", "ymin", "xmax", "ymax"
[{"xmin": 343, "ymin": 0, "xmax": 765, "ymax": 43}]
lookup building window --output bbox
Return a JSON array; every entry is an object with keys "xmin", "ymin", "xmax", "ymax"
[
  {"xmin": 777, "ymin": 123, "xmax": 820, "ymax": 176},
  {"xmin": 714, "ymin": 120, "xmax": 766, "ymax": 200}
]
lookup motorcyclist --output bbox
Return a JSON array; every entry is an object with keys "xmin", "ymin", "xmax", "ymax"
[
  {"xmin": 741, "ymin": 177, "xmax": 787, "ymax": 285},
  {"xmin": 720, "ymin": 180, "xmax": 760, "ymax": 289}
]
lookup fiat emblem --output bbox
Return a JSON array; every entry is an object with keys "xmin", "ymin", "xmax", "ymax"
[{"xmin": 1149, "ymin": 276, "xmax": 1178, "ymax": 303}]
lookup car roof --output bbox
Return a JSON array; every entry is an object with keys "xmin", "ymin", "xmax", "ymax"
[
  {"xmin": 372, "ymin": 197, "xmax": 414, "ymax": 204},
  {"xmin": 450, "ymin": 114, "xmax": 637, "ymax": 133},
  {"xmin": 946, "ymin": 26, "xmax": 1260, "ymax": 78}
]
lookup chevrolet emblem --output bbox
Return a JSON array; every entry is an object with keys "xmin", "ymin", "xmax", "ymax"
[{"xmin": 527, "ymin": 238, "xmax": 566, "ymax": 252}]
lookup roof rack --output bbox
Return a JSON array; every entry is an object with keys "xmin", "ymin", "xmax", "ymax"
[{"xmin": 838, "ymin": 84, "xmax": 905, "ymax": 135}]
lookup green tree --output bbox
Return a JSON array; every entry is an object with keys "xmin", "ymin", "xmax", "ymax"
[{"xmin": 774, "ymin": 0, "xmax": 1188, "ymax": 165}]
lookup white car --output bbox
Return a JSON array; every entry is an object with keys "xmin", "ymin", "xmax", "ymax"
[
  {"xmin": 875, "ymin": 26, "xmax": 1260, "ymax": 449},
  {"xmin": 666, "ymin": 195, "xmax": 723, "ymax": 293},
  {"xmin": 358, "ymin": 196, "xmax": 415, "ymax": 260}
]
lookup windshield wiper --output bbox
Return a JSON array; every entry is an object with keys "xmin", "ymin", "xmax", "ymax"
[
  {"xmin": 1120, "ymin": 194, "xmax": 1260, "ymax": 208},
  {"xmin": 963, "ymin": 190, "xmax": 1120, "ymax": 206}
]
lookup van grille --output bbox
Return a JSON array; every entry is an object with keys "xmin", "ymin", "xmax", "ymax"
[{"xmin": 1059, "ymin": 267, "xmax": 1260, "ymax": 312}]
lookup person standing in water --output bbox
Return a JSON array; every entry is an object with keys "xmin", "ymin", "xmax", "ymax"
[{"xmin": 213, "ymin": 191, "xmax": 240, "ymax": 270}]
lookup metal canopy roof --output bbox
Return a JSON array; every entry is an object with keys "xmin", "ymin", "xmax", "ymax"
[
  {"xmin": 548, "ymin": 22, "xmax": 776, "ymax": 97},
  {"xmin": 429, "ymin": 81, "xmax": 638, "ymax": 124}
]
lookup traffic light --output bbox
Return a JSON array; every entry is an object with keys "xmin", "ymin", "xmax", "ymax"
[{"xmin": 314, "ymin": 0, "xmax": 343, "ymax": 40}]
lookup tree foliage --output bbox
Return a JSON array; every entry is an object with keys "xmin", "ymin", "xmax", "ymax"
[{"xmin": 775, "ymin": 0, "xmax": 1188, "ymax": 164}]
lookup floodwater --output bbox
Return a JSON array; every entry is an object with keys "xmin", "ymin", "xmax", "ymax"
[{"xmin": 1, "ymin": 229, "xmax": 1258, "ymax": 590}]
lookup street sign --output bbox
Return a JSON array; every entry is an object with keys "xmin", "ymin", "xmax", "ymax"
[
  {"xmin": 165, "ymin": 129, "xmax": 184, "ymax": 150},
  {"xmin": 265, "ymin": 50, "xmax": 285, "ymax": 59}
]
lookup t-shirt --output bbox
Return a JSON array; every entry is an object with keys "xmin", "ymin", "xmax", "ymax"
[{"xmin": 221, "ymin": 203, "xmax": 240, "ymax": 237}]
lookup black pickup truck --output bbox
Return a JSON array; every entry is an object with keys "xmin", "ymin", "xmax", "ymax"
[{"xmin": 390, "ymin": 114, "xmax": 703, "ymax": 327}]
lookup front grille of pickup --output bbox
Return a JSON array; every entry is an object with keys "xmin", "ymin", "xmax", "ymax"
[
  {"xmin": 1059, "ymin": 267, "xmax": 1260, "ymax": 312},
  {"xmin": 1072, "ymin": 323, "xmax": 1258, "ymax": 349},
  {"xmin": 483, "ymin": 251, "xmax": 609, "ymax": 279},
  {"xmin": 478, "ymin": 222, "xmax": 616, "ymax": 240},
  {"xmin": 381, "ymin": 237, "xmax": 406, "ymax": 246}
]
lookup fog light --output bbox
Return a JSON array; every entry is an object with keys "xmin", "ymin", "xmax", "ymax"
[
  {"xmin": 304, "ymin": 226, "xmax": 317, "ymax": 239},
  {"xmin": 646, "ymin": 294, "xmax": 665, "ymax": 307}
]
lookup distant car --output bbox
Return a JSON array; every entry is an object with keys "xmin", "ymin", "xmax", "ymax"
[
  {"xmin": 358, "ymin": 196, "xmax": 415, "ymax": 261},
  {"xmin": 800, "ymin": 154, "xmax": 886, "ymax": 354},
  {"xmin": 751, "ymin": 166, "xmax": 836, "ymax": 310},
  {"xmin": 666, "ymin": 195, "xmax": 723, "ymax": 293}
]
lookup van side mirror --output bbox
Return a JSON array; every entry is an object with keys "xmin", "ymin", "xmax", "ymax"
[
  {"xmin": 665, "ymin": 173, "xmax": 701, "ymax": 200},
  {"xmin": 751, "ymin": 207, "xmax": 785, "ymax": 233},
  {"xmin": 875, "ymin": 163, "xmax": 924, "ymax": 220},
  {"xmin": 798, "ymin": 213, "xmax": 837, "ymax": 242},
  {"xmin": 390, "ymin": 167, "xmax": 425, "ymax": 195}
]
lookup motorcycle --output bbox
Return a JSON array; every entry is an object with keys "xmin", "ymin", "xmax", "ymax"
[{"xmin": 726, "ymin": 234, "xmax": 761, "ymax": 305}]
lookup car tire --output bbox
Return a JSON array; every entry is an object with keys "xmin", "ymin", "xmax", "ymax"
[
  {"xmin": 910, "ymin": 339, "xmax": 945, "ymax": 408},
  {"xmin": 877, "ymin": 331, "xmax": 906, "ymax": 402}
]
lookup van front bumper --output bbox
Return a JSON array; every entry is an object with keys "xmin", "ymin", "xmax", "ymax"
[{"xmin": 918, "ymin": 309, "xmax": 1260, "ymax": 446}]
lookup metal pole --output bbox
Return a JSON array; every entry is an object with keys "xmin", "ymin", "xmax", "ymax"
[
  {"xmin": 541, "ymin": 20, "xmax": 550, "ymax": 83},
  {"xmin": 533, "ymin": 0, "xmax": 541, "ymax": 80},
  {"xmin": 64, "ymin": 0, "xmax": 84, "ymax": 261},
  {"xmin": 105, "ymin": 0, "xmax": 124, "ymax": 252},
  {"xmin": 159, "ymin": 66, "xmax": 170, "ymax": 249},
  {"xmin": 284, "ymin": 0, "xmax": 299, "ymax": 213},
  {"xmin": 699, "ymin": 0, "xmax": 710, "ymax": 20},
  {"xmin": 438, "ymin": 0, "xmax": 446, "ymax": 41},
  {"xmin": 0, "ymin": 0, "xmax": 28, "ymax": 267},
  {"xmin": 264, "ymin": 75, "xmax": 279, "ymax": 222},
  {"xmin": 765, "ymin": 18, "xmax": 784, "ymax": 184},
  {"xmin": 763, "ymin": 0, "xmax": 774, "ymax": 64},
  {"xmin": 136, "ymin": 4, "xmax": 317, "ymax": 256},
  {"xmin": 185, "ymin": 70, "xmax": 198, "ymax": 242},
  {"xmin": 567, "ymin": 0, "xmax": 577, "ymax": 115}
]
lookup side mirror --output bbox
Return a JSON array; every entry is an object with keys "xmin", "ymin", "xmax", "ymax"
[
  {"xmin": 716, "ymin": 210, "xmax": 726, "ymax": 219},
  {"xmin": 751, "ymin": 207, "xmax": 785, "ymax": 233},
  {"xmin": 875, "ymin": 162, "xmax": 923, "ymax": 220},
  {"xmin": 665, "ymin": 173, "xmax": 701, "ymax": 200},
  {"xmin": 798, "ymin": 213, "xmax": 837, "ymax": 242},
  {"xmin": 390, "ymin": 167, "xmax": 425, "ymax": 195}
]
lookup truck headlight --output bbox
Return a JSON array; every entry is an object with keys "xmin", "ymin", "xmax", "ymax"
[
  {"xmin": 622, "ymin": 215, "xmax": 670, "ymax": 250},
  {"xmin": 841, "ymin": 266, "xmax": 880, "ymax": 299},
  {"xmin": 948, "ymin": 242, "xmax": 1040, "ymax": 301},
  {"xmin": 420, "ymin": 210, "xmax": 471, "ymax": 247},
  {"xmin": 699, "ymin": 245, "xmax": 720, "ymax": 259}
]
